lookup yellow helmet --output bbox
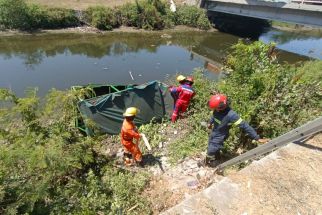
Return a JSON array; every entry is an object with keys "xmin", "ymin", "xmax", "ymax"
[
  {"xmin": 123, "ymin": 107, "xmax": 138, "ymax": 117},
  {"xmin": 176, "ymin": 75, "xmax": 186, "ymax": 82}
]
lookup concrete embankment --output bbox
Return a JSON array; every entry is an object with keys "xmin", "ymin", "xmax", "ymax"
[{"xmin": 163, "ymin": 134, "xmax": 322, "ymax": 215}]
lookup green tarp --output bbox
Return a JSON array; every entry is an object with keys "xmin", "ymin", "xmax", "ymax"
[{"xmin": 77, "ymin": 81, "xmax": 174, "ymax": 135}]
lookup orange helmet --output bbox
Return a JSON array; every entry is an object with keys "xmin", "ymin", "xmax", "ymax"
[{"xmin": 208, "ymin": 94, "xmax": 227, "ymax": 110}]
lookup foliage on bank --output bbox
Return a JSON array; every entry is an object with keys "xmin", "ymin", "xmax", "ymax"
[
  {"xmin": 1, "ymin": 40, "xmax": 320, "ymax": 213},
  {"xmin": 168, "ymin": 41, "xmax": 322, "ymax": 162},
  {"xmin": 0, "ymin": 0, "xmax": 79, "ymax": 30},
  {"xmin": 0, "ymin": 0, "xmax": 211, "ymax": 31},
  {"xmin": 86, "ymin": 0, "xmax": 211, "ymax": 30},
  {"xmin": 0, "ymin": 89, "xmax": 151, "ymax": 214}
]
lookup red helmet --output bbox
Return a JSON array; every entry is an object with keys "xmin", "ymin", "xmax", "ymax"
[
  {"xmin": 208, "ymin": 94, "xmax": 228, "ymax": 110},
  {"xmin": 185, "ymin": 76, "xmax": 194, "ymax": 84}
]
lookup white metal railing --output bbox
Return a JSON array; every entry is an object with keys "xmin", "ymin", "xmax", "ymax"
[{"xmin": 291, "ymin": 0, "xmax": 322, "ymax": 5}]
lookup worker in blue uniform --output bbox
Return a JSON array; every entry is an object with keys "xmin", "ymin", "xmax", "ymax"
[{"xmin": 206, "ymin": 94, "xmax": 269, "ymax": 167}]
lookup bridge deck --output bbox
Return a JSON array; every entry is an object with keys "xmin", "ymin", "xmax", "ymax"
[{"xmin": 205, "ymin": 0, "xmax": 322, "ymax": 26}]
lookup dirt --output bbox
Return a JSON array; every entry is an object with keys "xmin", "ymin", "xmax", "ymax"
[
  {"xmin": 0, "ymin": 25, "xmax": 216, "ymax": 37},
  {"xmin": 229, "ymin": 134, "xmax": 322, "ymax": 215},
  {"xmin": 144, "ymin": 156, "xmax": 224, "ymax": 214}
]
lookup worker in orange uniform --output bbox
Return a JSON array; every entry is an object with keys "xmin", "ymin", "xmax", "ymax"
[
  {"xmin": 120, "ymin": 107, "xmax": 142, "ymax": 166},
  {"xmin": 170, "ymin": 75, "xmax": 195, "ymax": 122}
]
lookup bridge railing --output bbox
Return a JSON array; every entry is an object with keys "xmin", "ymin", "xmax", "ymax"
[{"xmin": 291, "ymin": 0, "xmax": 322, "ymax": 5}]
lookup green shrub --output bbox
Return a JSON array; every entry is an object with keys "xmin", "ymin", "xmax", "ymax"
[
  {"xmin": 118, "ymin": 3, "xmax": 139, "ymax": 26},
  {"xmin": 43, "ymin": 8, "xmax": 79, "ymax": 28},
  {"xmin": 117, "ymin": 0, "xmax": 175, "ymax": 30},
  {"xmin": 0, "ymin": 1, "xmax": 79, "ymax": 30},
  {"xmin": 27, "ymin": 5, "xmax": 79, "ymax": 29},
  {"xmin": 176, "ymin": 5, "xmax": 211, "ymax": 30},
  {"xmin": 168, "ymin": 42, "xmax": 321, "ymax": 161},
  {"xmin": 0, "ymin": 0, "xmax": 30, "ymax": 29},
  {"xmin": 217, "ymin": 40, "xmax": 322, "ymax": 152},
  {"xmin": 85, "ymin": 6, "xmax": 120, "ymax": 30},
  {"xmin": 0, "ymin": 88, "xmax": 151, "ymax": 214}
]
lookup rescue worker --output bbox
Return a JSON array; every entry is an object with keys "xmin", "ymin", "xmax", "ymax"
[
  {"xmin": 170, "ymin": 75, "xmax": 195, "ymax": 122},
  {"xmin": 205, "ymin": 94, "xmax": 268, "ymax": 166},
  {"xmin": 120, "ymin": 107, "xmax": 142, "ymax": 166}
]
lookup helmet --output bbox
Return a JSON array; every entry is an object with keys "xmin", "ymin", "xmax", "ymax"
[
  {"xmin": 176, "ymin": 75, "xmax": 186, "ymax": 82},
  {"xmin": 185, "ymin": 76, "xmax": 194, "ymax": 84},
  {"xmin": 123, "ymin": 107, "xmax": 138, "ymax": 117},
  {"xmin": 208, "ymin": 94, "xmax": 228, "ymax": 110}
]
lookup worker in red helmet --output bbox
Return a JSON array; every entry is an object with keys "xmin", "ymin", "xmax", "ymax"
[
  {"xmin": 205, "ymin": 94, "xmax": 269, "ymax": 167},
  {"xmin": 170, "ymin": 75, "xmax": 195, "ymax": 122}
]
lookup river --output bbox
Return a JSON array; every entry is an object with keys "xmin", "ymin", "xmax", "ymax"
[{"xmin": 0, "ymin": 29, "xmax": 320, "ymax": 96}]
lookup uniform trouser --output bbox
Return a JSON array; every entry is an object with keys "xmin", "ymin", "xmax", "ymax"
[
  {"xmin": 122, "ymin": 141, "xmax": 142, "ymax": 162},
  {"xmin": 207, "ymin": 132, "xmax": 224, "ymax": 160},
  {"xmin": 171, "ymin": 100, "xmax": 189, "ymax": 122}
]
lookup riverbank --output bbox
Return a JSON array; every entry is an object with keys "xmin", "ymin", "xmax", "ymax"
[
  {"xmin": 0, "ymin": 0, "xmax": 211, "ymax": 32},
  {"xmin": 0, "ymin": 25, "xmax": 217, "ymax": 37},
  {"xmin": 271, "ymin": 21, "xmax": 322, "ymax": 35}
]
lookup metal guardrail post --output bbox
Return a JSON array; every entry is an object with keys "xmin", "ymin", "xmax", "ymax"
[{"xmin": 217, "ymin": 116, "xmax": 322, "ymax": 170}]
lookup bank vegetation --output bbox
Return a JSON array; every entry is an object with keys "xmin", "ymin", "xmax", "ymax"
[
  {"xmin": 0, "ymin": 0, "xmax": 211, "ymax": 31},
  {"xmin": 0, "ymin": 41, "xmax": 321, "ymax": 214}
]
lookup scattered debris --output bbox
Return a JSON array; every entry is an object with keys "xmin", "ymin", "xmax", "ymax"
[
  {"xmin": 161, "ymin": 34, "xmax": 172, "ymax": 39},
  {"xmin": 169, "ymin": 0, "xmax": 176, "ymax": 12},
  {"xmin": 129, "ymin": 70, "xmax": 134, "ymax": 80}
]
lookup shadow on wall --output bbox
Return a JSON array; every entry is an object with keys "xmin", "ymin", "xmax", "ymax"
[{"xmin": 208, "ymin": 11, "xmax": 270, "ymax": 39}]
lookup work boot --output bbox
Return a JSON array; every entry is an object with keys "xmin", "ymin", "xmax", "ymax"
[
  {"xmin": 202, "ymin": 155, "xmax": 219, "ymax": 168},
  {"xmin": 136, "ymin": 160, "xmax": 145, "ymax": 168},
  {"xmin": 207, "ymin": 159, "xmax": 220, "ymax": 168}
]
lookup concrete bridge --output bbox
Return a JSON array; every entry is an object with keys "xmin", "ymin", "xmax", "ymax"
[{"xmin": 201, "ymin": 0, "xmax": 322, "ymax": 26}]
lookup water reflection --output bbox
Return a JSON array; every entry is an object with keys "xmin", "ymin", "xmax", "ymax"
[
  {"xmin": 259, "ymin": 30, "xmax": 322, "ymax": 59},
  {"xmin": 0, "ymin": 31, "xmax": 311, "ymax": 96}
]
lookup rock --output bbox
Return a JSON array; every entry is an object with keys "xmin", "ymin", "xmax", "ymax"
[
  {"xmin": 187, "ymin": 180, "xmax": 199, "ymax": 189},
  {"xmin": 184, "ymin": 192, "xmax": 191, "ymax": 199},
  {"xmin": 200, "ymin": 121, "xmax": 208, "ymax": 127},
  {"xmin": 116, "ymin": 148, "xmax": 123, "ymax": 158},
  {"xmin": 197, "ymin": 169, "xmax": 207, "ymax": 178}
]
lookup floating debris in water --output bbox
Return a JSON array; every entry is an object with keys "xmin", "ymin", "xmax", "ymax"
[
  {"xmin": 129, "ymin": 71, "xmax": 134, "ymax": 80},
  {"xmin": 138, "ymin": 74, "xmax": 142, "ymax": 77},
  {"xmin": 103, "ymin": 67, "xmax": 108, "ymax": 70},
  {"xmin": 161, "ymin": 34, "xmax": 172, "ymax": 39}
]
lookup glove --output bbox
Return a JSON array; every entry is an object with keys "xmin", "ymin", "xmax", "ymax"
[{"xmin": 257, "ymin": 138, "xmax": 270, "ymax": 144}]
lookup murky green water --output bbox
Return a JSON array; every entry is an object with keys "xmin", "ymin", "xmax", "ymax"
[{"xmin": 0, "ymin": 30, "xmax": 312, "ymax": 96}]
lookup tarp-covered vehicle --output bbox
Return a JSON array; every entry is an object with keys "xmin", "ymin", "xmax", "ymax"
[{"xmin": 72, "ymin": 81, "xmax": 174, "ymax": 135}]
